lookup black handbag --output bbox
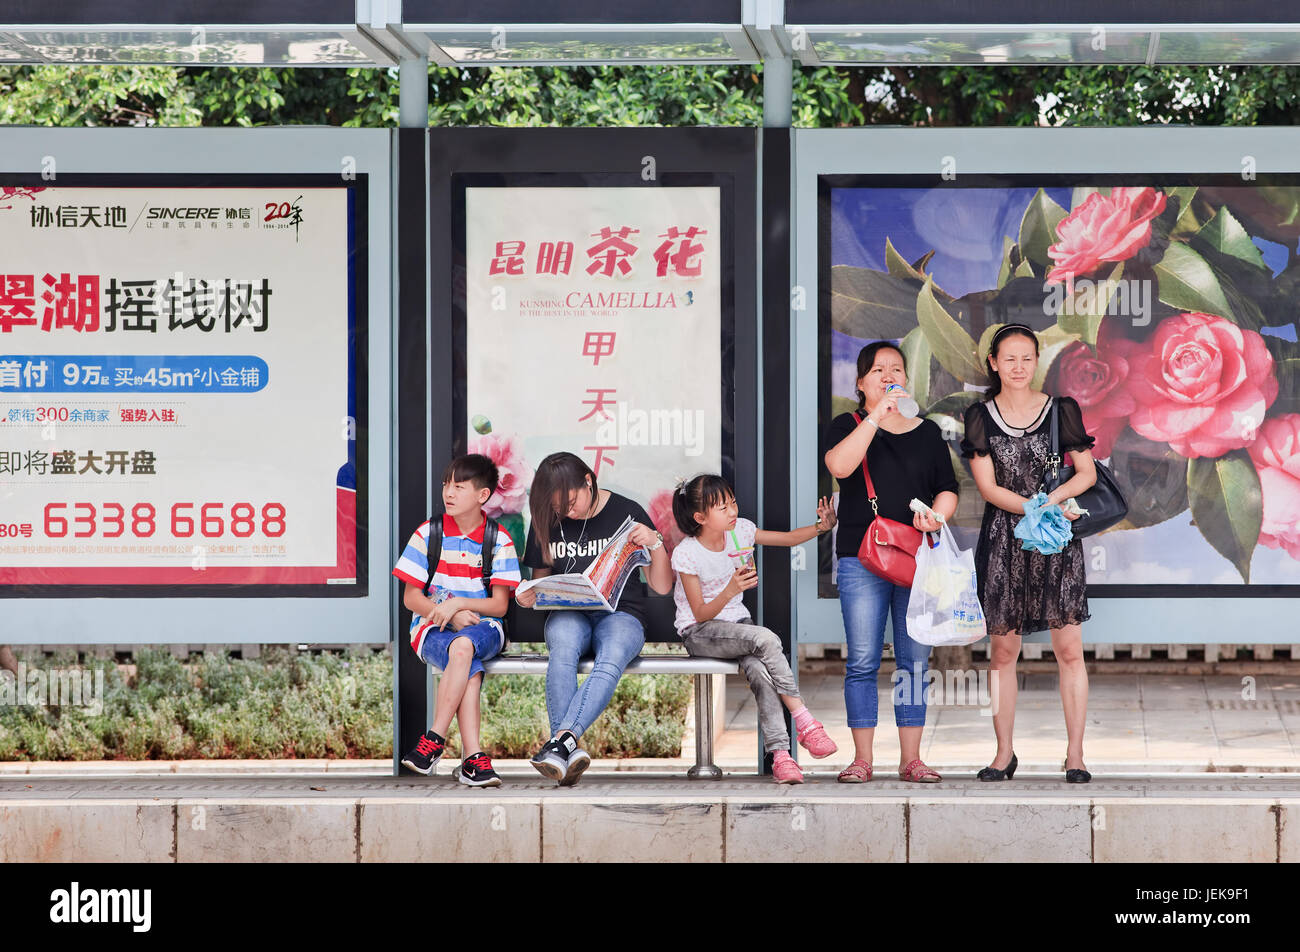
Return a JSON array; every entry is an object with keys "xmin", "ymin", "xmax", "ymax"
[{"xmin": 1038, "ymin": 398, "xmax": 1128, "ymax": 539}]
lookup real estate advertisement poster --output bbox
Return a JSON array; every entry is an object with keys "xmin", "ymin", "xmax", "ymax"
[{"xmin": 0, "ymin": 182, "xmax": 364, "ymax": 593}]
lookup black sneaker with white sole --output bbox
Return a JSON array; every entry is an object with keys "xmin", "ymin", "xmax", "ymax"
[
  {"xmin": 457, "ymin": 752, "xmax": 502, "ymax": 788},
  {"xmin": 530, "ymin": 730, "xmax": 581, "ymax": 782},
  {"xmin": 530, "ymin": 733, "xmax": 572, "ymax": 775},
  {"xmin": 558, "ymin": 744, "xmax": 591, "ymax": 787},
  {"xmin": 401, "ymin": 729, "xmax": 446, "ymax": 776}
]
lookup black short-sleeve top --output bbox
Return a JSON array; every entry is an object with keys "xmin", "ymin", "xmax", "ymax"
[
  {"xmin": 824, "ymin": 412, "xmax": 961, "ymax": 558},
  {"xmin": 960, "ymin": 395, "xmax": 1095, "ymax": 458},
  {"xmin": 522, "ymin": 491, "xmax": 653, "ymax": 629}
]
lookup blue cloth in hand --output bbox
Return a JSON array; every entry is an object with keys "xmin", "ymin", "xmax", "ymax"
[{"xmin": 1013, "ymin": 492, "xmax": 1072, "ymax": 555}]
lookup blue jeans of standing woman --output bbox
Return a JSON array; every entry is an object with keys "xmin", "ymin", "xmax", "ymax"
[
  {"xmin": 837, "ymin": 556, "xmax": 930, "ymax": 729},
  {"xmin": 544, "ymin": 609, "xmax": 645, "ymax": 738}
]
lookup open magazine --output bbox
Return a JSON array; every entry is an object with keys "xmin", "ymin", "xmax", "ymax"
[{"xmin": 516, "ymin": 514, "xmax": 651, "ymax": 611}]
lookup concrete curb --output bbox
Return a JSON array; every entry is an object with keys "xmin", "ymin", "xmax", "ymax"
[
  {"xmin": 0, "ymin": 760, "xmax": 393, "ymax": 776},
  {"xmin": 2, "ymin": 789, "xmax": 1295, "ymax": 862},
  {"xmin": 5, "ymin": 758, "xmax": 1299, "ymax": 777}
]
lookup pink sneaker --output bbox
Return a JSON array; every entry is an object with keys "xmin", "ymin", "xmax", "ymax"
[
  {"xmin": 771, "ymin": 751, "xmax": 804, "ymax": 784},
  {"xmin": 797, "ymin": 719, "xmax": 838, "ymax": 759}
]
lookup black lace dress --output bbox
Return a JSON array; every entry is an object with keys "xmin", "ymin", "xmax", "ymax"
[{"xmin": 961, "ymin": 396, "xmax": 1094, "ymax": 637}]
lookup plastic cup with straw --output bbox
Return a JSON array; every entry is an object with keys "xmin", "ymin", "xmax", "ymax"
[{"xmin": 728, "ymin": 528, "xmax": 755, "ymax": 574}]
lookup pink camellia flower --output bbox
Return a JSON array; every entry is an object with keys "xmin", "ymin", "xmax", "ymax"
[
  {"xmin": 1049, "ymin": 321, "xmax": 1144, "ymax": 459},
  {"xmin": 468, "ymin": 434, "xmax": 532, "ymax": 518},
  {"xmin": 647, "ymin": 489, "xmax": 687, "ymax": 559},
  {"xmin": 1128, "ymin": 312, "xmax": 1278, "ymax": 459},
  {"xmin": 1045, "ymin": 187, "xmax": 1168, "ymax": 287},
  {"xmin": 1248, "ymin": 415, "xmax": 1300, "ymax": 561}
]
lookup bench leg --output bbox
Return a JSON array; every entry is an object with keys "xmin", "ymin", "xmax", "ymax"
[{"xmin": 687, "ymin": 673, "xmax": 723, "ymax": 780}]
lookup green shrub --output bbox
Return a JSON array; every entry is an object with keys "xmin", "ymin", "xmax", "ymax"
[
  {"xmin": 0, "ymin": 724, "xmax": 18, "ymax": 759},
  {"xmin": 580, "ymin": 674, "xmax": 691, "ymax": 758},
  {"xmin": 0, "ymin": 644, "xmax": 690, "ymax": 761},
  {"xmin": 470, "ymin": 669, "xmax": 690, "ymax": 759}
]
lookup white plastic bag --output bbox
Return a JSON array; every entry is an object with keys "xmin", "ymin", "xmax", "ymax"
[{"xmin": 906, "ymin": 524, "xmax": 987, "ymax": 647}]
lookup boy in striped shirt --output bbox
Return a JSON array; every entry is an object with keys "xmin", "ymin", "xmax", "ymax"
[{"xmin": 393, "ymin": 454, "xmax": 521, "ymax": 785}]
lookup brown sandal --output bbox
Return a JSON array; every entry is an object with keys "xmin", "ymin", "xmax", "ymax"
[
  {"xmin": 899, "ymin": 759, "xmax": 942, "ymax": 783},
  {"xmin": 837, "ymin": 759, "xmax": 873, "ymax": 783}
]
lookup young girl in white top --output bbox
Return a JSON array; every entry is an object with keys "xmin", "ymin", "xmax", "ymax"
[{"xmin": 671, "ymin": 473, "xmax": 838, "ymax": 783}]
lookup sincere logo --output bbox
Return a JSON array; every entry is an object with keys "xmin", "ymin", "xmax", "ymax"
[{"xmin": 146, "ymin": 206, "xmax": 222, "ymax": 220}]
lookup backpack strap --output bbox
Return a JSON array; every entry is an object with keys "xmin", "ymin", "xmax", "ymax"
[
  {"xmin": 481, "ymin": 516, "xmax": 507, "ymax": 646},
  {"xmin": 481, "ymin": 517, "xmax": 497, "ymax": 583},
  {"xmin": 421, "ymin": 516, "xmax": 443, "ymax": 598},
  {"xmin": 422, "ymin": 514, "xmax": 499, "ymax": 597}
]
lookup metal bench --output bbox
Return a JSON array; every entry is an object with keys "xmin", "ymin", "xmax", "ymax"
[
  {"xmin": 423, "ymin": 595, "xmax": 753, "ymax": 777},
  {"xmin": 496, "ymin": 653, "xmax": 736, "ymax": 779},
  {"xmin": 429, "ymin": 651, "xmax": 739, "ymax": 778}
]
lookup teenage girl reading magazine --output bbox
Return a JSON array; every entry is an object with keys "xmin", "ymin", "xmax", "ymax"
[{"xmin": 670, "ymin": 474, "xmax": 838, "ymax": 783}]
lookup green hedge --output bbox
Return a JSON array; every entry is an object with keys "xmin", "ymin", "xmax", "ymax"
[
  {"xmin": 454, "ymin": 668, "xmax": 690, "ymax": 759},
  {"xmin": 0, "ymin": 648, "xmax": 391, "ymax": 760},
  {"xmin": 0, "ymin": 647, "xmax": 691, "ymax": 761}
]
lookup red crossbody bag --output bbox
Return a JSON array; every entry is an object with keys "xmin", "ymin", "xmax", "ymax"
[{"xmin": 853, "ymin": 412, "xmax": 924, "ymax": 587}]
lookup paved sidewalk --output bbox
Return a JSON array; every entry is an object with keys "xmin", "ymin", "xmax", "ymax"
[
  {"xmin": 3, "ymin": 673, "xmax": 1295, "ymax": 863},
  {"xmin": 714, "ymin": 670, "xmax": 1300, "ymax": 773},
  {"xmin": 0, "ymin": 672, "xmax": 1295, "ymax": 779}
]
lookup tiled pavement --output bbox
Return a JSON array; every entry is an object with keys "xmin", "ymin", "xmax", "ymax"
[{"xmin": 713, "ymin": 670, "xmax": 1300, "ymax": 774}]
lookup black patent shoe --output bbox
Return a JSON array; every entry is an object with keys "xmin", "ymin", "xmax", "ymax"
[
  {"xmin": 976, "ymin": 752, "xmax": 1017, "ymax": 782},
  {"xmin": 1065, "ymin": 767, "xmax": 1092, "ymax": 783}
]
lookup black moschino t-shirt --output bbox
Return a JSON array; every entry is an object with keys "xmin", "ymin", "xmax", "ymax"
[{"xmin": 522, "ymin": 491, "xmax": 654, "ymax": 629}]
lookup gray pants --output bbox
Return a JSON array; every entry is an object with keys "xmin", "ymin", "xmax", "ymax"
[{"xmin": 680, "ymin": 616, "xmax": 800, "ymax": 753}]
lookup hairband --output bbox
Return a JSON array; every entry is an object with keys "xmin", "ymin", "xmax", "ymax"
[{"xmin": 991, "ymin": 322, "xmax": 1037, "ymax": 340}]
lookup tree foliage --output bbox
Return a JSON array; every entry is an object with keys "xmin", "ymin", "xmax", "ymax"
[{"xmin": 1, "ymin": 60, "xmax": 1299, "ymax": 129}]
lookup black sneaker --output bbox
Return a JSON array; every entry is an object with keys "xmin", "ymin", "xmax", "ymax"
[
  {"xmin": 530, "ymin": 730, "xmax": 580, "ymax": 782},
  {"xmin": 401, "ymin": 729, "xmax": 445, "ymax": 776},
  {"xmin": 559, "ymin": 742, "xmax": 591, "ymax": 787},
  {"xmin": 529, "ymin": 735, "xmax": 569, "ymax": 781},
  {"xmin": 457, "ymin": 752, "xmax": 502, "ymax": 788}
]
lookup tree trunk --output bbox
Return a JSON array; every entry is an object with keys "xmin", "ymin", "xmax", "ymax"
[{"xmin": 0, "ymin": 645, "xmax": 17, "ymax": 675}]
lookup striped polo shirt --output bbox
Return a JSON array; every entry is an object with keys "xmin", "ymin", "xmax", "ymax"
[{"xmin": 392, "ymin": 513, "xmax": 521, "ymax": 655}]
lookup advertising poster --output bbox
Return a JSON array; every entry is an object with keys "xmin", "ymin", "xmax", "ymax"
[
  {"xmin": 463, "ymin": 185, "xmax": 724, "ymax": 557},
  {"xmin": 821, "ymin": 179, "xmax": 1300, "ymax": 594},
  {"xmin": 0, "ymin": 182, "xmax": 363, "ymax": 593}
]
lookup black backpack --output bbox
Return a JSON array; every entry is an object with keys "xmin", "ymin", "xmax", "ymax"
[{"xmin": 423, "ymin": 515, "xmax": 507, "ymax": 641}]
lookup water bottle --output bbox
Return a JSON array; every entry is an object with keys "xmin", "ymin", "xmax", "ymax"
[
  {"xmin": 909, "ymin": 498, "xmax": 944, "ymax": 524},
  {"xmin": 886, "ymin": 383, "xmax": 919, "ymax": 418}
]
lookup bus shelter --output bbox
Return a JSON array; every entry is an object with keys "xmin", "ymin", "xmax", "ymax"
[{"xmin": 2, "ymin": 2, "xmax": 1299, "ymax": 774}]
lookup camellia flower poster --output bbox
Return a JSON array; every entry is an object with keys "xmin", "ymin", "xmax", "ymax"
[
  {"xmin": 822, "ymin": 181, "xmax": 1300, "ymax": 590},
  {"xmin": 462, "ymin": 185, "xmax": 724, "ymax": 560}
]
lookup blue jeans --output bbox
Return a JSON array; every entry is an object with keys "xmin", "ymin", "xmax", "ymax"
[
  {"xmin": 544, "ymin": 610, "xmax": 645, "ymax": 739},
  {"xmin": 837, "ymin": 556, "xmax": 930, "ymax": 729},
  {"xmin": 419, "ymin": 620, "xmax": 502, "ymax": 682}
]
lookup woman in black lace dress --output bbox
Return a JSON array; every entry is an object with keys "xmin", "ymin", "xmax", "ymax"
[{"xmin": 961, "ymin": 324, "xmax": 1098, "ymax": 783}]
